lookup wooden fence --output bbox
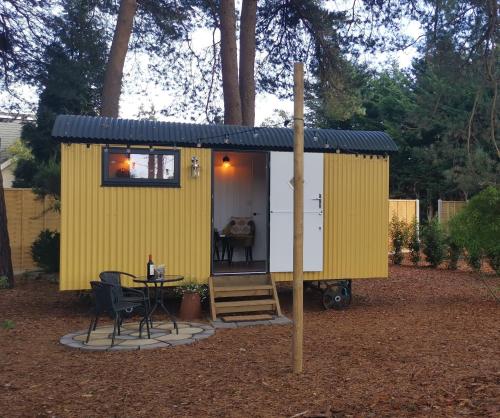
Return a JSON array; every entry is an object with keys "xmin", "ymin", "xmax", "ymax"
[
  {"xmin": 4, "ymin": 189, "xmax": 59, "ymax": 272},
  {"xmin": 438, "ymin": 199, "xmax": 466, "ymax": 224},
  {"xmin": 389, "ymin": 199, "xmax": 419, "ymax": 224}
]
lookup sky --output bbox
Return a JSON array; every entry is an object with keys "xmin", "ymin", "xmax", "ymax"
[
  {"xmin": 118, "ymin": 16, "xmax": 422, "ymax": 126},
  {"xmin": 1, "ymin": 3, "xmax": 423, "ymax": 125}
]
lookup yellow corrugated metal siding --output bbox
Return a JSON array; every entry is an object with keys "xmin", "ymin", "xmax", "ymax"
[
  {"xmin": 61, "ymin": 148, "xmax": 389, "ymax": 290},
  {"xmin": 272, "ymin": 154, "xmax": 389, "ymax": 282},
  {"xmin": 60, "ymin": 144, "xmax": 211, "ymax": 290}
]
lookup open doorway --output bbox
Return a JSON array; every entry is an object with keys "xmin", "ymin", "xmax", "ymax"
[{"xmin": 212, "ymin": 151, "xmax": 268, "ymax": 275}]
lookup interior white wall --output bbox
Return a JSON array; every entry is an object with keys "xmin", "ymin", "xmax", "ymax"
[{"xmin": 213, "ymin": 151, "xmax": 267, "ymax": 262}]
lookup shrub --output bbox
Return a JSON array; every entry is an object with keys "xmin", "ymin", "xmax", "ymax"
[
  {"xmin": 31, "ymin": 229, "xmax": 60, "ymax": 273},
  {"xmin": 174, "ymin": 282, "xmax": 209, "ymax": 302},
  {"xmin": 389, "ymin": 215, "xmax": 410, "ymax": 265},
  {"xmin": 2, "ymin": 320, "xmax": 15, "ymax": 330},
  {"xmin": 446, "ymin": 239, "xmax": 461, "ymax": 270},
  {"xmin": 421, "ymin": 218, "xmax": 446, "ymax": 268},
  {"xmin": 408, "ymin": 218, "xmax": 421, "ymax": 266},
  {"xmin": 0, "ymin": 276, "xmax": 9, "ymax": 289},
  {"xmin": 448, "ymin": 186, "xmax": 500, "ymax": 274}
]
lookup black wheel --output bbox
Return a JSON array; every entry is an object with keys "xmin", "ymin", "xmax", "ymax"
[{"xmin": 322, "ymin": 285, "xmax": 351, "ymax": 310}]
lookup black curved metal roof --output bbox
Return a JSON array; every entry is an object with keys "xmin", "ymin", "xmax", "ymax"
[{"xmin": 52, "ymin": 114, "xmax": 398, "ymax": 154}]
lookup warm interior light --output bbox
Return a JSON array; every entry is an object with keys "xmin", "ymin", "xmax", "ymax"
[{"xmin": 222, "ymin": 155, "xmax": 231, "ymax": 168}]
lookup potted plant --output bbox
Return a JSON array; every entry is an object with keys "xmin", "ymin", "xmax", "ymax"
[{"xmin": 175, "ymin": 282, "xmax": 208, "ymax": 321}]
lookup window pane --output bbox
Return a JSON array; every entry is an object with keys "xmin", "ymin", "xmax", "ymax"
[
  {"xmin": 108, "ymin": 152, "xmax": 130, "ymax": 178},
  {"xmin": 107, "ymin": 152, "xmax": 176, "ymax": 180}
]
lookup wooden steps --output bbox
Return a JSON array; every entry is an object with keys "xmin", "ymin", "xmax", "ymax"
[{"xmin": 208, "ymin": 275, "xmax": 282, "ymax": 321}]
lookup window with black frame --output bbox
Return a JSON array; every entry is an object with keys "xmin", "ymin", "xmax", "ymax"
[{"xmin": 102, "ymin": 147, "xmax": 180, "ymax": 187}]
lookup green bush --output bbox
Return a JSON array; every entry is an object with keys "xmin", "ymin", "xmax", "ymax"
[
  {"xmin": 448, "ymin": 186, "xmax": 500, "ymax": 274},
  {"xmin": 0, "ymin": 276, "xmax": 9, "ymax": 289},
  {"xmin": 31, "ymin": 229, "xmax": 60, "ymax": 273},
  {"xmin": 389, "ymin": 215, "xmax": 410, "ymax": 265},
  {"xmin": 408, "ymin": 218, "xmax": 421, "ymax": 266},
  {"xmin": 2, "ymin": 320, "xmax": 15, "ymax": 330},
  {"xmin": 421, "ymin": 218, "xmax": 446, "ymax": 268},
  {"xmin": 174, "ymin": 282, "xmax": 209, "ymax": 301},
  {"xmin": 446, "ymin": 239, "xmax": 461, "ymax": 270}
]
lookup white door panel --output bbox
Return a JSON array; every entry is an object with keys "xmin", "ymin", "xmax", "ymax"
[
  {"xmin": 304, "ymin": 212, "xmax": 323, "ymax": 271},
  {"xmin": 269, "ymin": 212, "xmax": 293, "ymax": 272},
  {"xmin": 269, "ymin": 152, "xmax": 324, "ymax": 272}
]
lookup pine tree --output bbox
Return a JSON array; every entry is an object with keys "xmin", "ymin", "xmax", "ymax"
[{"xmin": 14, "ymin": 0, "xmax": 108, "ymax": 198}]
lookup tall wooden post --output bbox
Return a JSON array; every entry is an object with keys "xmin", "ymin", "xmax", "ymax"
[{"xmin": 292, "ymin": 62, "xmax": 304, "ymax": 374}]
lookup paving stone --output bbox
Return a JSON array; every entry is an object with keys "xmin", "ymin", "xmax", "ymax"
[
  {"xmin": 236, "ymin": 320, "xmax": 272, "ymax": 327},
  {"xmin": 114, "ymin": 334, "xmax": 140, "ymax": 340},
  {"xmin": 108, "ymin": 345, "xmax": 139, "ymax": 352},
  {"xmin": 177, "ymin": 327, "xmax": 204, "ymax": 335},
  {"xmin": 121, "ymin": 322, "xmax": 141, "ymax": 329},
  {"xmin": 157, "ymin": 333, "xmax": 189, "ymax": 342},
  {"xmin": 211, "ymin": 321, "xmax": 237, "ymax": 329},
  {"xmin": 64, "ymin": 332, "xmax": 82, "ymax": 339},
  {"xmin": 62, "ymin": 341, "xmax": 84, "ymax": 349},
  {"xmin": 80, "ymin": 344, "xmax": 110, "ymax": 351},
  {"xmin": 270, "ymin": 316, "xmax": 292, "ymax": 325},
  {"xmin": 85, "ymin": 339, "xmax": 114, "ymax": 347},
  {"xmin": 194, "ymin": 333, "xmax": 212, "ymax": 340},
  {"xmin": 199, "ymin": 325, "xmax": 214, "ymax": 331},
  {"xmin": 169, "ymin": 338, "xmax": 195, "ymax": 346},
  {"xmin": 74, "ymin": 333, "xmax": 109, "ymax": 342},
  {"xmin": 155, "ymin": 322, "xmax": 189, "ymax": 330},
  {"xmin": 60, "ymin": 336, "xmax": 76, "ymax": 345},
  {"xmin": 61, "ymin": 321, "xmax": 214, "ymax": 351},
  {"xmin": 128, "ymin": 331, "xmax": 165, "ymax": 338},
  {"xmin": 119, "ymin": 338, "xmax": 158, "ymax": 346},
  {"xmin": 138, "ymin": 342, "xmax": 171, "ymax": 350}
]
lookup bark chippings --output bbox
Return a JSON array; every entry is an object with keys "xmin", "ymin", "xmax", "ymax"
[{"xmin": 0, "ymin": 265, "xmax": 498, "ymax": 417}]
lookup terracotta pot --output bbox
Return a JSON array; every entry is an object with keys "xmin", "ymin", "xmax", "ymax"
[{"xmin": 179, "ymin": 291, "xmax": 202, "ymax": 321}]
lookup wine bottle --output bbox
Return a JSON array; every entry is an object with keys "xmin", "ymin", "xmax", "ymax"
[{"xmin": 147, "ymin": 254, "xmax": 155, "ymax": 280}]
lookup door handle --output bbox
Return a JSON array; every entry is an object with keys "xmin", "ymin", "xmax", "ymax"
[{"xmin": 312, "ymin": 193, "xmax": 322, "ymax": 209}]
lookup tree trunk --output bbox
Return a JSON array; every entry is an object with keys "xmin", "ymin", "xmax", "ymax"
[
  {"xmin": 0, "ymin": 168, "xmax": 14, "ymax": 288},
  {"xmin": 239, "ymin": 0, "xmax": 257, "ymax": 126},
  {"xmin": 220, "ymin": 0, "xmax": 242, "ymax": 125},
  {"xmin": 101, "ymin": 0, "xmax": 137, "ymax": 118}
]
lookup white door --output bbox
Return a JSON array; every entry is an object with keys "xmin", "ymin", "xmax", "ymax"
[{"xmin": 269, "ymin": 152, "xmax": 324, "ymax": 272}]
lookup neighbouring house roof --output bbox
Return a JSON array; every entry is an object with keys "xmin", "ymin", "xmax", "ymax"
[{"xmin": 52, "ymin": 114, "xmax": 398, "ymax": 154}]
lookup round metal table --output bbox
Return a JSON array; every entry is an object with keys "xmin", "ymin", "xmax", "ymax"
[{"xmin": 133, "ymin": 275, "xmax": 184, "ymax": 334}]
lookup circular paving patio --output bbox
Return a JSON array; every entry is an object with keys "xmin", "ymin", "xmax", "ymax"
[{"xmin": 60, "ymin": 321, "xmax": 215, "ymax": 351}]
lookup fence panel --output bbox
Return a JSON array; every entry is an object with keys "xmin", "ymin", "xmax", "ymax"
[
  {"xmin": 389, "ymin": 199, "xmax": 419, "ymax": 224},
  {"xmin": 438, "ymin": 199, "xmax": 466, "ymax": 224},
  {"xmin": 4, "ymin": 188, "xmax": 60, "ymax": 272}
]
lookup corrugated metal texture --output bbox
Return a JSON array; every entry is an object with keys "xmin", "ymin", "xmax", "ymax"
[
  {"xmin": 272, "ymin": 154, "xmax": 389, "ymax": 282},
  {"xmin": 52, "ymin": 114, "xmax": 398, "ymax": 154},
  {"xmin": 438, "ymin": 200, "xmax": 466, "ymax": 224},
  {"xmin": 4, "ymin": 189, "xmax": 60, "ymax": 272},
  {"xmin": 60, "ymin": 144, "xmax": 211, "ymax": 291}
]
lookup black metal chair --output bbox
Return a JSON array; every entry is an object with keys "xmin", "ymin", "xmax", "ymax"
[
  {"xmin": 86, "ymin": 281, "xmax": 150, "ymax": 346},
  {"xmin": 99, "ymin": 270, "xmax": 151, "ymax": 311}
]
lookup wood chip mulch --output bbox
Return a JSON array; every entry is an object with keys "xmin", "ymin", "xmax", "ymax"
[{"xmin": 0, "ymin": 265, "xmax": 499, "ymax": 417}]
